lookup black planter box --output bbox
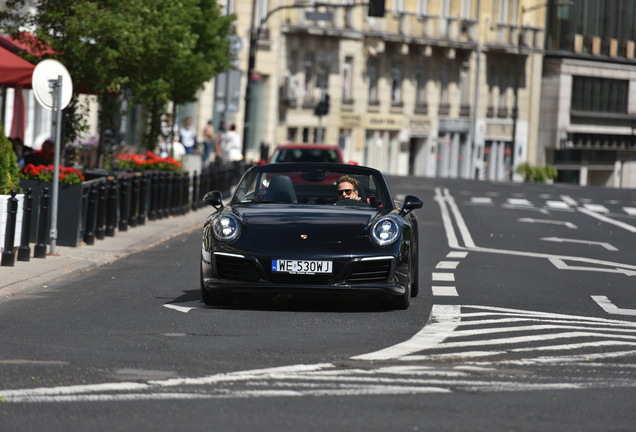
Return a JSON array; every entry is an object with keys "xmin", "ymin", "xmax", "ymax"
[{"xmin": 19, "ymin": 179, "xmax": 102, "ymax": 247}]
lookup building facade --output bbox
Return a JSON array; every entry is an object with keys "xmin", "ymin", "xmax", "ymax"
[
  {"xmin": 539, "ymin": 0, "xmax": 636, "ymax": 188},
  {"xmin": 213, "ymin": 0, "xmax": 550, "ymax": 183}
]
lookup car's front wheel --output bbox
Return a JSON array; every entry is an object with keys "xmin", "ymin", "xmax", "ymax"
[{"xmin": 389, "ymin": 284, "xmax": 411, "ymax": 310}]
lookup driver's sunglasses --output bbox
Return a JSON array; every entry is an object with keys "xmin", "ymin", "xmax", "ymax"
[{"xmin": 337, "ymin": 189, "xmax": 353, "ymax": 195}]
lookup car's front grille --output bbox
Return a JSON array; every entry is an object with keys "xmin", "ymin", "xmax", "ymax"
[
  {"xmin": 346, "ymin": 259, "xmax": 392, "ymax": 284},
  {"xmin": 216, "ymin": 255, "xmax": 260, "ymax": 282}
]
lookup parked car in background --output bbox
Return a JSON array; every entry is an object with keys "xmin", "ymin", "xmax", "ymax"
[
  {"xmin": 268, "ymin": 144, "xmax": 350, "ymax": 164},
  {"xmin": 200, "ymin": 162, "xmax": 423, "ymax": 310}
]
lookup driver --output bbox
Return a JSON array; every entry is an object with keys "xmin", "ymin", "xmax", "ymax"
[{"xmin": 335, "ymin": 175, "xmax": 363, "ymax": 202}]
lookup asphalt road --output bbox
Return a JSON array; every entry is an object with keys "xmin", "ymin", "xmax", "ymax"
[{"xmin": 1, "ymin": 177, "xmax": 635, "ymax": 431}]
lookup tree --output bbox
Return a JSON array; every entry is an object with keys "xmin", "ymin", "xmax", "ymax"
[
  {"xmin": 0, "ymin": 125, "xmax": 21, "ymax": 195},
  {"xmin": 1, "ymin": 0, "xmax": 234, "ymax": 164}
]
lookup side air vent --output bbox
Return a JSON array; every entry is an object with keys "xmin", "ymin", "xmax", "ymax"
[
  {"xmin": 347, "ymin": 259, "xmax": 392, "ymax": 283},
  {"xmin": 216, "ymin": 255, "xmax": 260, "ymax": 282}
]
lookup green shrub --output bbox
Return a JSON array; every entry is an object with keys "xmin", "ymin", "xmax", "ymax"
[
  {"xmin": 515, "ymin": 162, "xmax": 558, "ymax": 183},
  {"xmin": 0, "ymin": 125, "xmax": 21, "ymax": 195}
]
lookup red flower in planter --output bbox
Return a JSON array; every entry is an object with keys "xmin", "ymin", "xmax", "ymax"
[
  {"xmin": 114, "ymin": 151, "xmax": 181, "ymax": 172},
  {"xmin": 21, "ymin": 164, "xmax": 85, "ymax": 184}
]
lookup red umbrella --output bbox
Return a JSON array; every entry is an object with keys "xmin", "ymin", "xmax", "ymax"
[{"xmin": 0, "ymin": 45, "xmax": 34, "ymax": 88}]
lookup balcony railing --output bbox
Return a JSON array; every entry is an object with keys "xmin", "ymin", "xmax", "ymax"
[{"xmin": 280, "ymin": 6, "xmax": 479, "ymax": 47}]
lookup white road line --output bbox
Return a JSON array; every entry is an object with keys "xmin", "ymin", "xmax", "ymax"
[
  {"xmin": 624, "ymin": 207, "xmax": 636, "ymax": 216},
  {"xmin": 507, "ymin": 198, "xmax": 532, "ymax": 206},
  {"xmin": 583, "ymin": 203, "xmax": 609, "ymax": 213},
  {"xmin": 163, "ymin": 301, "xmax": 203, "ymax": 313},
  {"xmin": 471, "ymin": 197, "xmax": 492, "ymax": 204},
  {"xmin": 432, "ymin": 272, "xmax": 455, "ymax": 282},
  {"xmin": 560, "ymin": 195, "xmax": 578, "ymax": 206},
  {"xmin": 352, "ymin": 305, "xmax": 461, "ymax": 361},
  {"xmin": 442, "ymin": 189, "xmax": 476, "ymax": 248},
  {"xmin": 434, "ymin": 188, "xmax": 636, "ymax": 275},
  {"xmin": 447, "ymin": 251, "xmax": 468, "ymax": 258},
  {"xmin": 436, "ymin": 261, "xmax": 460, "ymax": 269},
  {"xmin": 518, "ymin": 218, "xmax": 577, "ymax": 229},
  {"xmin": 549, "ymin": 258, "xmax": 636, "ymax": 276},
  {"xmin": 592, "ymin": 296, "xmax": 636, "ymax": 316},
  {"xmin": 432, "ymin": 286, "xmax": 458, "ymax": 296},
  {"xmin": 578, "ymin": 207, "xmax": 636, "ymax": 233},
  {"xmin": 541, "ymin": 237, "xmax": 618, "ymax": 251},
  {"xmin": 545, "ymin": 201, "xmax": 571, "ymax": 210}
]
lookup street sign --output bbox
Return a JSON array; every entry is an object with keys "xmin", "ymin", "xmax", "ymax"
[{"xmin": 228, "ymin": 35, "xmax": 243, "ymax": 55}]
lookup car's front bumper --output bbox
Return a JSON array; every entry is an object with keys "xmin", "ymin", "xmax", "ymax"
[{"xmin": 201, "ymin": 251, "xmax": 409, "ymax": 297}]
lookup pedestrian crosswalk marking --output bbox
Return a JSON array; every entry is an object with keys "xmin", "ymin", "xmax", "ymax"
[
  {"xmin": 471, "ymin": 197, "xmax": 492, "ymax": 204},
  {"xmin": 583, "ymin": 203, "xmax": 609, "ymax": 213},
  {"xmin": 507, "ymin": 198, "xmax": 532, "ymax": 206}
]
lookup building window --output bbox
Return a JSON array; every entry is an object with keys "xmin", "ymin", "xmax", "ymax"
[
  {"xmin": 390, "ymin": 63, "xmax": 402, "ymax": 106},
  {"xmin": 368, "ymin": 57, "xmax": 379, "ymax": 104},
  {"xmin": 221, "ymin": 0, "xmax": 235, "ymax": 15},
  {"xmin": 254, "ymin": 0, "xmax": 268, "ymax": 26},
  {"xmin": 417, "ymin": 0, "xmax": 428, "ymax": 16},
  {"xmin": 497, "ymin": 69, "xmax": 508, "ymax": 117},
  {"xmin": 439, "ymin": 64, "xmax": 449, "ymax": 114},
  {"xmin": 342, "ymin": 56, "xmax": 353, "ymax": 103},
  {"xmin": 459, "ymin": 63, "xmax": 470, "ymax": 115},
  {"xmin": 415, "ymin": 65, "xmax": 426, "ymax": 107},
  {"xmin": 571, "ymin": 76, "xmax": 628, "ymax": 113},
  {"xmin": 392, "ymin": 0, "xmax": 404, "ymax": 16},
  {"xmin": 303, "ymin": 53, "xmax": 314, "ymax": 104}
]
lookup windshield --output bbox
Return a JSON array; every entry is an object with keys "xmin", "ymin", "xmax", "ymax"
[{"xmin": 231, "ymin": 164, "xmax": 391, "ymax": 209}]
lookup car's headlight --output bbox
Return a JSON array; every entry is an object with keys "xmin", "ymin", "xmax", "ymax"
[
  {"xmin": 370, "ymin": 218, "xmax": 400, "ymax": 246},
  {"xmin": 212, "ymin": 214, "xmax": 241, "ymax": 242}
]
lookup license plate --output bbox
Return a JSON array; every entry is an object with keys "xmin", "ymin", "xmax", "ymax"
[{"xmin": 272, "ymin": 259, "xmax": 332, "ymax": 274}]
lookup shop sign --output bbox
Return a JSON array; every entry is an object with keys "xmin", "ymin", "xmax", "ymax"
[
  {"xmin": 439, "ymin": 118, "xmax": 469, "ymax": 133},
  {"xmin": 340, "ymin": 113, "xmax": 362, "ymax": 129},
  {"xmin": 364, "ymin": 114, "xmax": 402, "ymax": 130},
  {"xmin": 409, "ymin": 118, "xmax": 431, "ymax": 136}
]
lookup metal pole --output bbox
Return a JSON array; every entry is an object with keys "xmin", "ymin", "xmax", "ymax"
[
  {"xmin": 470, "ymin": 0, "xmax": 482, "ymax": 180},
  {"xmin": 50, "ymin": 75, "xmax": 63, "ymax": 254},
  {"xmin": 242, "ymin": 28, "xmax": 258, "ymax": 158},
  {"xmin": 511, "ymin": 29, "xmax": 521, "ymax": 181}
]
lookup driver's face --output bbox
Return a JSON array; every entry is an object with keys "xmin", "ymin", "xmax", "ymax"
[{"xmin": 336, "ymin": 182, "xmax": 358, "ymax": 200}]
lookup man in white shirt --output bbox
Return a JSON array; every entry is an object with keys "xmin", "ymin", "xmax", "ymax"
[
  {"xmin": 179, "ymin": 117, "xmax": 197, "ymax": 154},
  {"xmin": 222, "ymin": 123, "xmax": 243, "ymax": 162}
]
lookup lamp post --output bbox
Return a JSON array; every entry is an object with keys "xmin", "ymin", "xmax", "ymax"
[{"xmin": 510, "ymin": 1, "xmax": 572, "ymax": 180}]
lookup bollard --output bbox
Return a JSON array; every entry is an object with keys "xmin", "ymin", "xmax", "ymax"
[
  {"xmin": 83, "ymin": 183, "xmax": 98, "ymax": 245},
  {"xmin": 138, "ymin": 173, "xmax": 148, "ymax": 225},
  {"xmin": 95, "ymin": 181, "xmax": 106, "ymax": 240},
  {"xmin": 17, "ymin": 189, "xmax": 33, "ymax": 261},
  {"xmin": 148, "ymin": 172, "xmax": 158, "ymax": 221},
  {"xmin": 1, "ymin": 190, "xmax": 19, "ymax": 266},
  {"xmin": 34, "ymin": 187, "xmax": 50, "ymax": 258},
  {"xmin": 182, "ymin": 172, "xmax": 191, "ymax": 214},
  {"xmin": 191, "ymin": 171, "xmax": 199, "ymax": 211},
  {"xmin": 129, "ymin": 174, "xmax": 139, "ymax": 228},
  {"xmin": 105, "ymin": 177, "xmax": 117, "ymax": 237},
  {"xmin": 159, "ymin": 172, "xmax": 168, "ymax": 219},
  {"xmin": 118, "ymin": 177, "xmax": 129, "ymax": 232},
  {"xmin": 172, "ymin": 173, "xmax": 182, "ymax": 216}
]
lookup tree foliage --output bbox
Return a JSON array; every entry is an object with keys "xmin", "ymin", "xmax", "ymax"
[{"xmin": 1, "ymin": 0, "xmax": 235, "ymax": 162}]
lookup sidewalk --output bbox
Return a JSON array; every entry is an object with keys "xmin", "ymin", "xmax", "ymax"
[{"xmin": 0, "ymin": 206, "xmax": 209, "ymax": 298}]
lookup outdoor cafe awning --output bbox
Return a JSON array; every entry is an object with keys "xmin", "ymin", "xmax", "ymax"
[{"xmin": 0, "ymin": 45, "xmax": 34, "ymax": 88}]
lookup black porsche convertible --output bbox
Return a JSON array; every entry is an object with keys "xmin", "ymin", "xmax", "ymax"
[{"xmin": 200, "ymin": 162, "xmax": 423, "ymax": 309}]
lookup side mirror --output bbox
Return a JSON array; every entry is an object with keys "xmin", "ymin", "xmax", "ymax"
[
  {"xmin": 399, "ymin": 194, "xmax": 423, "ymax": 216},
  {"xmin": 203, "ymin": 190, "xmax": 224, "ymax": 209}
]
